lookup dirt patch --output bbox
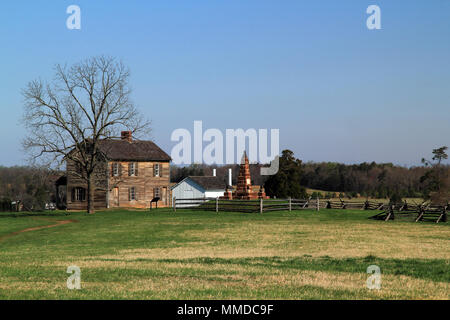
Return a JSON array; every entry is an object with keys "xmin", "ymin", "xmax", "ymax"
[{"xmin": 0, "ymin": 219, "xmax": 78, "ymax": 242}]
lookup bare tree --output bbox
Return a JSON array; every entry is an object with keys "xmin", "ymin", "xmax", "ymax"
[{"xmin": 22, "ymin": 56, "xmax": 151, "ymax": 213}]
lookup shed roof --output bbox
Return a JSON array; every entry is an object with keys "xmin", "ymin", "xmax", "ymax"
[
  {"xmin": 189, "ymin": 176, "xmax": 227, "ymax": 190},
  {"xmin": 172, "ymin": 176, "xmax": 227, "ymax": 191}
]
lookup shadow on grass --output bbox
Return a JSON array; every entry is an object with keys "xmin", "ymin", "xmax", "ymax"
[{"xmin": 105, "ymin": 255, "xmax": 450, "ymax": 284}]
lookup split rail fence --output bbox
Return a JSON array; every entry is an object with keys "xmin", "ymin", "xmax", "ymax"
[
  {"xmin": 370, "ymin": 203, "xmax": 448, "ymax": 223},
  {"xmin": 172, "ymin": 197, "xmax": 448, "ymax": 223}
]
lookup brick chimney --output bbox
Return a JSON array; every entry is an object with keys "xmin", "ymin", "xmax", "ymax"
[{"xmin": 121, "ymin": 131, "xmax": 132, "ymax": 142}]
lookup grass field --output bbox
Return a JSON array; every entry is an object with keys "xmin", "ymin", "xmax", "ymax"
[{"xmin": 0, "ymin": 209, "xmax": 448, "ymax": 299}]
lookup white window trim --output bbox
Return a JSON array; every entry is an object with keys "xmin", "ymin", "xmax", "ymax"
[
  {"xmin": 130, "ymin": 163, "xmax": 136, "ymax": 176},
  {"xmin": 154, "ymin": 163, "xmax": 160, "ymax": 177}
]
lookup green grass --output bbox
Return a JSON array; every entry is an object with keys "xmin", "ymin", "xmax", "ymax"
[{"xmin": 0, "ymin": 209, "xmax": 448, "ymax": 299}]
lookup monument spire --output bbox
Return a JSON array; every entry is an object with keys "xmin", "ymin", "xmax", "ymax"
[{"xmin": 221, "ymin": 151, "xmax": 268, "ymax": 200}]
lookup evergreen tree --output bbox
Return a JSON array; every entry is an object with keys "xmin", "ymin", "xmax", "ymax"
[{"xmin": 264, "ymin": 150, "xmax": 308, "ymax": 199}]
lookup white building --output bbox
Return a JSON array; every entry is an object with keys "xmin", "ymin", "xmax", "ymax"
[{"xmin": 171, "ymin": 175, "xmax": 228, "ymax": 205}]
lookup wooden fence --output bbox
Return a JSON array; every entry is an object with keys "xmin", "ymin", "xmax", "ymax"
[
  {"xmin": 370, "ymin": 203, "xmax": 448, "ymax": 223},
  {"xmin": 172, "ymin": 197, "xmax": 448, "ymax": 223},
  {"xmin": 172, "ymin": 197, "xmax": 404, "ymax": 214}
]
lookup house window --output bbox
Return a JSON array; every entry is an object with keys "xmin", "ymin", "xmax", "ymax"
[
  {"xmin": 129, "ymin": 187, "xmax": 136, "ymax": 201},
  {"xmin": 112, "ymin": 163, "xmax": 119, "ymax": 176},
  {"xmin": 154, "ymin": 163, "xmax": 160, "ymax": 177},
  {"xmin": 129, "ymin": 163, "xmax": 137, "ymax": 176},
  {"xmin": 153, "ymin": 187, "xmax": 160, "ymax": 199},
  {"xmin": 74, "ymin": 187, "xmax": 86, "ymax": 201}
]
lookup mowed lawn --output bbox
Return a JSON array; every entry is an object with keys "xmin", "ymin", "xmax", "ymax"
[{"xmin": 0, "ymin": 209, "xmax": 449, "ymax": 299}]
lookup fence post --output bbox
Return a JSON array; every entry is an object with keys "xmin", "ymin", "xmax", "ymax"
[
  {"xmin": 317, "ymin": 196, "xmax": 320, "ymax": 212},
  {"xmin": 289, "ymin": 197, "xmax": 292, "ymax": 212},
  {"xmin": 216, "ymin": 197, "xmax": 219, "ymax": 213},
  {"xmin": 173, "ymin": 197, "xmax": 176, "ymax": 212},
  {"xmin": 260, "ymin": 198, "xmax": 263, "ymax": 214}
]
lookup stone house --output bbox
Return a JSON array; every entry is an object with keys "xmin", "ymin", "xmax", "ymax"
[{"xmin": 60, "ymin": 131, "xmax": 171, "ymax": 210}]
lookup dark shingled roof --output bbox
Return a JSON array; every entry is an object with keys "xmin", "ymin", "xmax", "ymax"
[
  {"xmin": 188, "ymin": 176, "xmax": 227, "ymax": 190},
  {"xmin": 97, "ymin": 139, "xmax": 171, "ymax": 161}
]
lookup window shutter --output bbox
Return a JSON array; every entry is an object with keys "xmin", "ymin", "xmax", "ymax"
[
  {"xmin": 128, "ymin": 163, "xmax": 132, "ymax": 176},
  {"xmin": 159, "ymin": 164, "xmax": 162, "ymax": 177},
  {"xmin": 135, "ymin": 187, "xmax": 138, "ymax": 201},
  {"xmin": 119, "ymin": 164, "xmax": 122, "ymax": 176},
  {"xmin": 128, "ymin": 187, "xmax": 131, "ymax": 201},
  {"xmin": 153, "ymin": 164, "xmax": 156, "ymax": 177},
  {"xmin": 111, "ymin": 163, "xmax": 114, "ymax": 177},
  {"xmin": 135, "ymin": 162, "xmax": 139, "ymax": 176},
  {"xmin": 71, "ymin": 188, "xmax": 75, "ymax": 202}
]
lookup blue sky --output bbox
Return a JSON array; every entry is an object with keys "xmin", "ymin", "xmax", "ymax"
[{"xmin": 0, "ymin": 0, "xmax": 449, "ymax": 166}]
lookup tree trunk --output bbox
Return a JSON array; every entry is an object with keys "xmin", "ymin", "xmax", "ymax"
[{"xmin": 87, "ymin": 174, "xmax": 95, "ymax": 214}]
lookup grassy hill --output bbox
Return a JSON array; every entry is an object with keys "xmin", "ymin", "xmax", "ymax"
[{"xmin": 0, "ymin": 209, "xmax": 448, "ymax": 299}]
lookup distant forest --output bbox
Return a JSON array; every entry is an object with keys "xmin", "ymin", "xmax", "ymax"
[
  {"xmin": 300, "ymin": 161, "xmax": 429, "ymax": 198},
  {"xmin": 0, "ymin": 166, "xmax": 58, "ymax": 211}
]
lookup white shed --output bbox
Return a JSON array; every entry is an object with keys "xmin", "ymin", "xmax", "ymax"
[{"xmin": 171, "ymin": 176, "xmax": 227, "ymax": 206}]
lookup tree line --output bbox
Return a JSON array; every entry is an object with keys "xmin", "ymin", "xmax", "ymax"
[
  {"xmin": 0, "ymin": 166, "xmax": 60, "ymax": 211},
  {"xmin": 300, "ymin": 161, "xmax": 428, "ymax": 199}
]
